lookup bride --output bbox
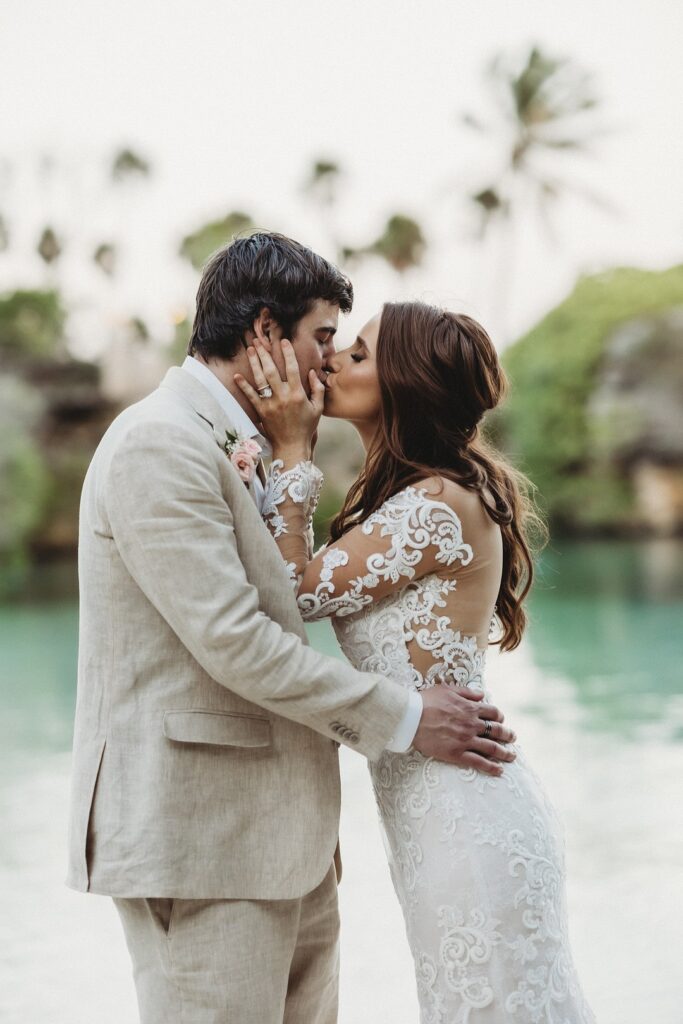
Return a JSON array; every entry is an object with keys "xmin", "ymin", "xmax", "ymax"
[{"xmin": 235, "ymin": 301, "xmax": 595, "ymax": 1023}]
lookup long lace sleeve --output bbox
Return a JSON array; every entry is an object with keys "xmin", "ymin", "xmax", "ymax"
[
  {"xmin": 296, "ymin": 483, "xmax": 473, "ymax": 622},
  {"xmin": 262, "ymin": 458, "xmax": 324, "ymax": 590}
]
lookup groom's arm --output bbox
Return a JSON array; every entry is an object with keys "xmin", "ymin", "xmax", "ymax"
[{"xmin": 105, "ymin": 421, "xmax": 408, "ymax": 761}]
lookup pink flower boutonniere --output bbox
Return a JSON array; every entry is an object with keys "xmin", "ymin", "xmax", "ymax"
[{"xmin": 215, "ymin": 429, "xmax": 262, "ymax": 485}]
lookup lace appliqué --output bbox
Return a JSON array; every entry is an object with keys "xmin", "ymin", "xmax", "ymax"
[
  {"xmin": 284, "ymin": 561, "xmax": 300, "ymax": 588},
  {"xmin": 400, "ymin": 576, "xmax": 487, "ymax": 691},
  {"xmin": 437, "ymin": 904, "xmax": 502, "ymax": 1009},
  {"xmin": 297, "ymin": 487, "xmax": 473, "ymax": 622},
  {"xmin": 302, "ymin": 485, "xmax": 595, "ymax": 1023},
  {"xmin": 262, "ymin": 459, "xmax": 323, "ymax": 538}
]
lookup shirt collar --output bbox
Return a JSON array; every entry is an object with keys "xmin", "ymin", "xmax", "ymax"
[{"xmin": 181, "ymin": 356, "xmax": 271, "ymax": 456}]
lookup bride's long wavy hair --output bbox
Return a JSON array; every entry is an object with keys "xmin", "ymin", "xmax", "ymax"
[{"xmin": 329, "ymin": 301, "xmax": 545, "ymax": 651}]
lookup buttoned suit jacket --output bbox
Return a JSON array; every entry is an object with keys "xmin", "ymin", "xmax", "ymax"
[{"xmin": 66, "ymin": 366, "xmax": 408, "ymax": 899}]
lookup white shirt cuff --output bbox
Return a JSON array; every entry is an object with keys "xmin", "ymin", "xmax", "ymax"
[{"xmin": 385, "ymin": 690, "xmax": 422, "ymax": 752}]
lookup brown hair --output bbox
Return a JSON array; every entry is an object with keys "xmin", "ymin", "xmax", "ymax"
[
  {"xmin": 329, "ymin": 301, "xmax": 545, "ymax": 651},
  {"xmin": 189, "ymin": 232, "xmax": 353, "ymax": 360}
]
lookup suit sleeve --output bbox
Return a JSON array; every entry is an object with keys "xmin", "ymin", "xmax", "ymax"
[{"xmin": 105, "ymin": 423, "xmax": 408, "ymax": 760}]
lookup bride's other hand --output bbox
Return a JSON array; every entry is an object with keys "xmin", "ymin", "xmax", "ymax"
[
  {"xmin": 234, "ymin": 337, "xmax": 325, "ymax": 462},
  {"xmin": 413, "ymin": 685, "xmax": 517, "ymax": 774}
]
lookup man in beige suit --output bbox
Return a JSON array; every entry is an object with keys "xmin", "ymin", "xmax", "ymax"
[{"xmin": 67, "ymin": 233, "xmax": 515, "ymax": 1023}]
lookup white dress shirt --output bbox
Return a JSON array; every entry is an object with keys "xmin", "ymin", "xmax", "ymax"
[
  {"xmin": 180, "ymin": 355, "xmax": 422, "ymax": 752},
  {"xmin": 182, "ymin": 356, "xmax": 271, "ymax": 511}
]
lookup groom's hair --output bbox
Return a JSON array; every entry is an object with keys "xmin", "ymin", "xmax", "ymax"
[{"xmin": 188, "ymin": 232, "xmax": 353, "ymax": 359}]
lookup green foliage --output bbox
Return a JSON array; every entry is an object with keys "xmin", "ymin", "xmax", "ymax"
[
  {"xmin": 168, "ymin": 313, "xmax": 192, "ymax": 364},
  {"xmin": 463, "ymin": 45, "xmax": 605, "ymax": 240},
  {"xmin": 498, "ymin": 46, "xmax": 597, "ymax": 133},
  {"xmin": 473, "ymin": 188, "xmax": 506, "ymax": 214},
  {"xmin": 111, "ymin": 148, "xmax": 151, "ymax": 181},
  {"xmin": 304, "ymin": 159, "xmax": 342, "ymax": 205},
  {"xmin": 310, "ymin": 160, "xmax": 340, "ymax": 181},
  {"xmin": 37, "ymin": 226, "xmax": 62, "ymax": 265},
  {"xmin": 0, "ymin": 289, "xmax": 66, "ymax": 358},
  {"xmin": 498, "ymin": 264, "xmax": 683, "ymax": 531},
  {"xmin": 369, "ymin": 215, "xmax": 425, "ymax": 271},
  {"xmin": 93, "ymin": 242, "xmax": 117, "ymax": 276},
  {"xmin": 312, "ymin": 485, "xmax": 346, "ymax": 546},
  {"xmin": 42, "ymin": 445, "xmax": 95, "ymax": 549},
  {"xmin": 344, "ymin": 214, "xmax": 426, "ymax": 273},
  {"xmin": 127, "ymin": 316, "xmax": 150, "ymax": 343},
  {"xmin": 0, "ymin": 376, "xmax": 50, "ymax": 571},
  {"xmin": 179, "ymin": 211, "xmax": 256, "ymax": 271}
]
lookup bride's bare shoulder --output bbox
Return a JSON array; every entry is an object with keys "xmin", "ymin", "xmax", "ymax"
[
  {"xmin": 410, "ymin": 475, "xmax": 476, "ymax": 508},
  {"xmin": 409, "ymin": 475, "xmax": 493, "ymax": 530}
]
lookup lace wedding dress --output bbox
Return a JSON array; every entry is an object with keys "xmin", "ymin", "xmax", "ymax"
[{"xmin": 262, "ymin": 459, "xmax": 595, "ymax": 1023}]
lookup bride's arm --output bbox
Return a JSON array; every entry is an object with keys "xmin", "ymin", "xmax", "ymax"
[
  {"xmin": 295, "ymin": 481, "xmax": 474, "ymax": 621},
  {"xmin": 232, "ymin": 333, "xmax": 327, "ymax": 587},
  {"xmin": 262, "ymin": 454, "xmax": 323, "ymax": 590},
  {"xmin": 262, "ymin": 461, "xmax": 475, "ymax": 630}
]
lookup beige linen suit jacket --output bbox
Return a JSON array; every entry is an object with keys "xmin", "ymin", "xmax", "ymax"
[{"xmin": 66, "ymin": 366, "xmax": 408, "ymax": 900}]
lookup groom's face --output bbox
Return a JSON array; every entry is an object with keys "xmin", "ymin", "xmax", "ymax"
[{"xmin": 270, "ymin": 300, "xmax": 339, "ymax": 395}]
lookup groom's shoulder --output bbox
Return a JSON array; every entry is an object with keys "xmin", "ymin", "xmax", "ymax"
[{"xmin": 95, "ymin": 381, "xmax": 214, "ymax": 468}]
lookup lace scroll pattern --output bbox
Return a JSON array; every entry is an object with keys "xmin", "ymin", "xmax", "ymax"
[
  {"xmin": 263, "ymin": 480, "xmax": 595, "ymax": 1022},
  {"xmin": 262, "ymin": 459, "xmax": 323, "ymax": 589}
]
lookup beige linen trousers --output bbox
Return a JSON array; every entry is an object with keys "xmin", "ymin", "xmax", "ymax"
[{"xmin": 66, "ymin": 366, "xmax": 408, "ymax": 1022}]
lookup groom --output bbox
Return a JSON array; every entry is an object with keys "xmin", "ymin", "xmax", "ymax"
[{"xmin": 67, "ymin": 231, "xmax": 516, "ymax": 1023}]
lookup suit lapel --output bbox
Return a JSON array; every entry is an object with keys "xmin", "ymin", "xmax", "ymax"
[
  {"xmin": 158, "ymin": 367, "xmax": 304, "ymax": 631},
  {"xmin": 160, "ymin": 367, "xmax": 261, "ymax": 507}
]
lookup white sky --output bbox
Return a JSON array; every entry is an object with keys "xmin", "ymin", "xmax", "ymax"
[{"xmin": 2, "ymin": 0, "xmax": 682, "ymax": 353}]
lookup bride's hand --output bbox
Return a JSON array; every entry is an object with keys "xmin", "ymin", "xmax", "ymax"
[{"xmin": 234, "ymin": 337, "xmax": 325, "ymax": 462}]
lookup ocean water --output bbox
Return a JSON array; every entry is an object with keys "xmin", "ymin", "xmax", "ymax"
[{"xmin": 1, "ymin": 541, "xmax": 682, "ymax": 1023}]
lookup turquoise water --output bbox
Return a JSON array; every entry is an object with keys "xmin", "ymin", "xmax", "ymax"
[
  {"xmin": 528, "ymin": 539, "xmax": 683, "ymax": 737},
  {"xmin": 1, "ymin": 541, "xmax": 682, "ymax": 1023}
]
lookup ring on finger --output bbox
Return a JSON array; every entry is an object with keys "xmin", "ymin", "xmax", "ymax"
[
  {"xmin": 480, "ymin": 720, "xmax": 493, "ymax": 739},
  {"xmin": 257, "ymin": 386, "xmax": 273, "ymax": 398}
]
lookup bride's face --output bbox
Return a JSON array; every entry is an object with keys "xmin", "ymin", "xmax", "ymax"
[{"xmin": 323, "ymin": 314, "xmax": 382, "ymax": 427}]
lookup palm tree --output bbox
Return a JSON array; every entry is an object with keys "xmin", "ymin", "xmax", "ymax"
[
  {"xmin": 37, "ymin": 226, "xmax": 62, "ymax": 280},
  {"xmin": 111, "ymin": 148, "xmax": 151, "ymax": 182},
  {"xmin": 462, "ymin": 45, "xmax": 608, "ymax": 334},
  {"xmin": 302, "ymin": 159, "xmax": 343, "ymax": 250},
  {"xmin": 93, "ymin": 242, "xmax": 117, "ymax": 276},
  {"xmin": 179, "ymin": 211, "xmax": 255, "ymax": 272},
  {"xmin": 301, "ymin": 158, "xmax": 427, "ymax": 277},
  {"xmin": 127, "ymin": 316, "xmax": 149, "ymax": 343},
  {"xmin": 342, "ymin": 214, "xmax": 426, "ymax": 274},
  {"xmin": 303, "ymin": 159, "xmax": 342, "ymax": 208}
]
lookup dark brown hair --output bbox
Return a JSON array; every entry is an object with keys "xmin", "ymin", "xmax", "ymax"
[
  {"xmin": 189, "ymin": 232, "xmax": 353, "ymax": 360},
  {"xmin": 329, "ymin": 301, "xmax": 545, "ymax": 651}
]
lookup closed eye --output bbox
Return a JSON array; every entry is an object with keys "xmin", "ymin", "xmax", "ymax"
[{"xmin": 351, "ymin": 353, "xmax": 364, "ymax": 363}]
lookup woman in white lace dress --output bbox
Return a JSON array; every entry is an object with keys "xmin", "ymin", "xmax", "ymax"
[{"xmin": 236, "ymin": 301, "xmax": 595, "ymax": 1023}]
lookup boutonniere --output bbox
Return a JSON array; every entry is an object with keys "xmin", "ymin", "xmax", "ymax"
[{"xmin": 214, "ymin": 428, "xmax": 262, "ymax": 484}]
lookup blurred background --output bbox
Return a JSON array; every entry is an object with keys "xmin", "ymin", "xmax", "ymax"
[{"xmin": 1, "ymin": 1, "xmax": 682, "ymax": 1021}]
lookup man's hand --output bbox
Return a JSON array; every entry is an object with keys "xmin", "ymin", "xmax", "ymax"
[{"xmin": 412, "ymin": 685, "xmax": 516, "ymax": 775}]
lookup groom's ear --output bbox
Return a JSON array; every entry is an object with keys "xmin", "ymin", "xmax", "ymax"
[{"xmin": 252, "ymin": 307, "xmax": 279, "ymax": 350}]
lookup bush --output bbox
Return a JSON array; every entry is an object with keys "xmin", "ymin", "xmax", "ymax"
[
  {"xmin": 0, "ymin": 289, "xmax": 66, "ymax": 359},
  {"xmin": 497, "ymin": 264, "xmax": 683, "ymax": 531},
  {"xmin": 0, "ymin": 376, "xmax": 51, "ymax": 570}
]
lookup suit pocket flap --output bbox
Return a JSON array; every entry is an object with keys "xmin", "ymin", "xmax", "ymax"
[{"xmin": 163, "ymin": 710, "xmax": 271, "ymax": 748}]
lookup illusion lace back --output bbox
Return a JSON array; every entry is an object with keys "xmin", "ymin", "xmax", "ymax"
[{"xmin": 262, "ymin": 464, "xmax": 595, "ymax": 1023}]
